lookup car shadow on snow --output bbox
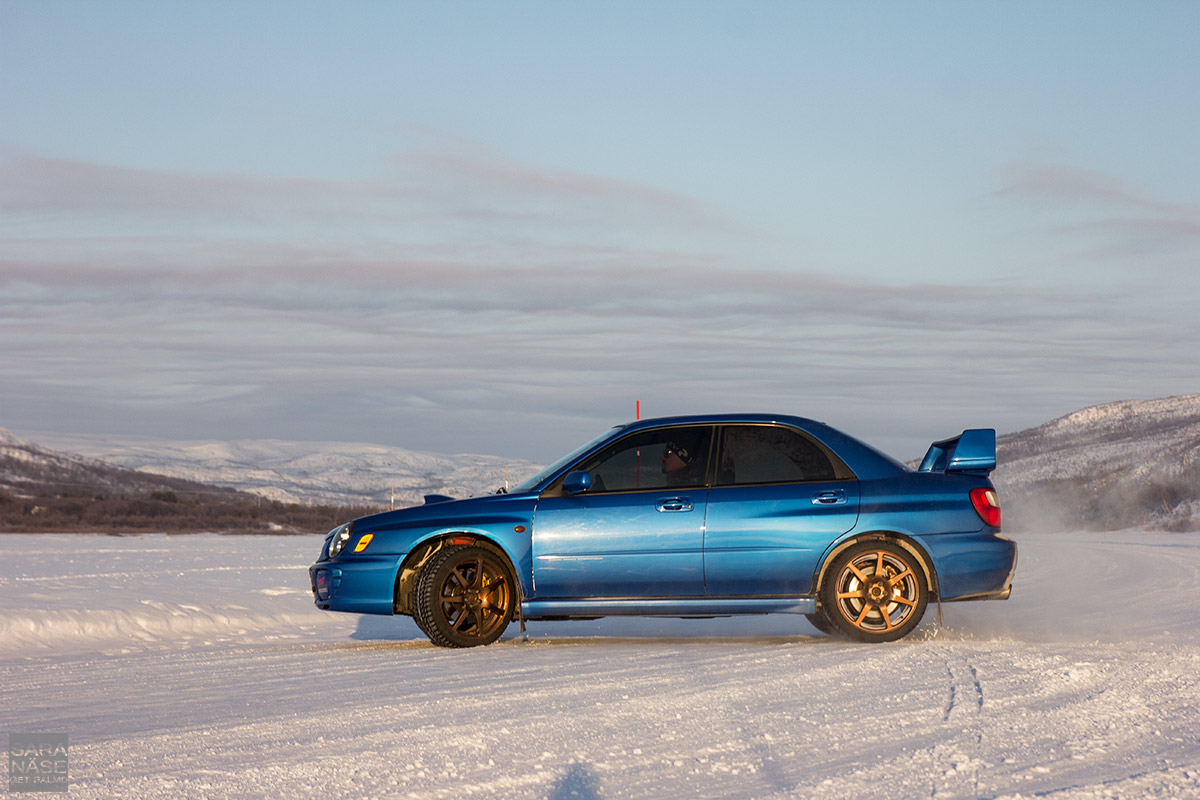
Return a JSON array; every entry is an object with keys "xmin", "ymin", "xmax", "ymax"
[
  {"xmin": 293, "ymin": 640, "xmax": 434, "ymax": 653},
  {"xmin": 349, "ymin": 613, "xmax": 426, "ymax": 641},
  {"xmin": 345, "ymin": 611, "xmax": 847, "ymax": 647},
  {"xmin": 500, "ymin": 614, "xmax": 836, "ymax": 645},
  {"xmin": 548, "ymin": 762, "xmax": 602, "ymax": 800},
  {"xmin": 341, "ymin": 609, "xmax": 1001, "ymax": 648},
  {"xmin": 498, "ymin": 633, "xmax": 829, "ymax": 648}
]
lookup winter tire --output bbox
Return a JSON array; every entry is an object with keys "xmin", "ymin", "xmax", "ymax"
[{"xmin": 414, "ymin": 545, "xmax": 516, "ymax": 647}]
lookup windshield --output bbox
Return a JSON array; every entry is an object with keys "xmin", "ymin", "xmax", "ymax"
[{"xmin": 510, "ymin": 425, "xmax": 625, "ymax": 493}]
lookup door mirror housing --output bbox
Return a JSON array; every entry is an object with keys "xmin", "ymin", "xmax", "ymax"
[{"xmin": 562, "ymin": 471, "xmax": 593, "ymax": 495}]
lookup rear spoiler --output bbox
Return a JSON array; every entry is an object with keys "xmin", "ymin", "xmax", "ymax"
[{"xmin": 917, "ymin": 428, "xmax": 996, "ymax": 475}]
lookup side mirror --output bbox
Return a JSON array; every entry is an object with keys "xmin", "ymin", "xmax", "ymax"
[{"xmin": 562, "ymin": 471, "xmax": 592, "ymax": 495}]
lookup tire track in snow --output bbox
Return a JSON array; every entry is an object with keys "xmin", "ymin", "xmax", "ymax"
[
  {"xmin": 935, "ymin": 653, "xmax": 986, "ymax": 799},
  {"xmin": 943, "ymin": 656, "xmax": 983, "ymax": 723}
]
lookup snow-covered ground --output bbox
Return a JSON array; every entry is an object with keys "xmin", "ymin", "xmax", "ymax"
[{"xmin": 3, "ymin": 530, "xmax": 1199, "ymax": 799}]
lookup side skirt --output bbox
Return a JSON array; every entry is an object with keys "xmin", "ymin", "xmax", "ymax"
[{"xmin": 522, "ymin": 596, "xmax": 816, "ymax": 619}]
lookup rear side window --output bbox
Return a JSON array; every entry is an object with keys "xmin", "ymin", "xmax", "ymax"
[{"xmin": 715, "ymin": 425, "xmax": 848, "ymax": 485}]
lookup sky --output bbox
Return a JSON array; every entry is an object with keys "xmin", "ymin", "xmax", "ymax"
[{"xmin": 1, "ymin": 1, "xmax": 1198, "ymax": 463}]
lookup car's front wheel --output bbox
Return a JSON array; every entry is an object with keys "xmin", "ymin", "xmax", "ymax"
[
  {"xmin": 414, "ymin": 545, "xmax": 516, "ymax": 647},
  {"xmin": 820, "ymin": 541, "xmax": 928, "ymax": 642}
]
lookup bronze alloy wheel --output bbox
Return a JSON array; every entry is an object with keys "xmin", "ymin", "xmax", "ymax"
[
  {"xmin": 414, "ymin": 545, "xmax": 515, "ymax": 647},
  {"xmin": 821, "ymin": 541, "xmax": 928, "ymax": 642}
]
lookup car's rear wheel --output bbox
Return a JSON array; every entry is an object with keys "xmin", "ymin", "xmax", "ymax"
[
  {"xmin": 820, "ymin": 541, "xmax": 927, "ymax": 642},
  {"xmin": 414, "ymin": 545, "xmax": 515, "ymax": 647}
]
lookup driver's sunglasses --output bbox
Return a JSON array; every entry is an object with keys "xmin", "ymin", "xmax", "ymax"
[{"xmin": 663, "ymin": 442, "xmax": 689, "ymax": 461}]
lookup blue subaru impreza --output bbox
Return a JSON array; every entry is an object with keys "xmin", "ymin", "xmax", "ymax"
[{"xmin": 310, "ymin": 414, "xmax": 1015, "ymax": 646}]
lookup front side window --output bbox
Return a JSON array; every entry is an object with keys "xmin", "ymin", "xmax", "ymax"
[
  {"xmin": 715, "ymin": 425, "xmax": 845, "ymax": 485},
  {"xmin": 571, "ymin": 426, "xmax": 713, "ymax": 492}
]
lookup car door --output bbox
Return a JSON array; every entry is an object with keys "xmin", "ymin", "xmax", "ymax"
[
  {"xmin": 531, "ymin": 426, "xmax": 713, "ymax": 598},
  {"xmin": 703, "ymin": 424, "xmax": 860, "ymax": 596}
]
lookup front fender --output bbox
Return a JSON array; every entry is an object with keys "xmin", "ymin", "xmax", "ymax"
[{"xmin": 393, "ymin": 527, "xmax": 533, "ymax": 615}]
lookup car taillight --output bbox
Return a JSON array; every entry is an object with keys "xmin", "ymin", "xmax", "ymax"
[{"xmin": 970, "ymin": 487, "xmax": 1002, "ymax": 528}]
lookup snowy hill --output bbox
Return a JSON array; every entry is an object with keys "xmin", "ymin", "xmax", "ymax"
[
  {"xmin": 0, "ymin": 427, "xmax": 234, "ymax": 500},
  {"xmin": 0, "ymin": 428, "xmax": 375, "ymax": 533},
  {"xmin": 12, "ymin": 430, "xmax": 543, "ymax": 508},
  {"xmin": 993, "ymin": 394, "xmax": 1200, "ymax": 531}
]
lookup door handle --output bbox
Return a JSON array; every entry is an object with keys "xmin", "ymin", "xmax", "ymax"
[
  {"xmin": 811, "ymin": 490, "xmax": 847, "ymax": 506},
  {"xmin": 655, "ymin": 498, "xmax": 693, "ymax": 513}
]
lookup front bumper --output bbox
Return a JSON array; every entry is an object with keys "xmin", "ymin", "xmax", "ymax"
[{"xmin": 309, "ymin": 555, "xmax": 402, "ymax": 615}]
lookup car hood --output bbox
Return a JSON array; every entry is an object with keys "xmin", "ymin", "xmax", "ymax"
[{"xmin": 351, "ymin": 490, "xmax": 539, "ymax": 532}]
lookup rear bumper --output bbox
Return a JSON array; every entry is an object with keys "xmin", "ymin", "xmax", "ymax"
[{"xmin": 916, "ymin": 530, "xmax": 1017, "ymax": 602}]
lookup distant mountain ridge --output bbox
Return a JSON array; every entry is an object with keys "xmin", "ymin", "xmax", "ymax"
[
  {"xmin": 13, "ymin": 430, "xmax": 543, "ymax": 508},
  {"xmin": 0, "ymin": 428, "xmax": 372, "ymax": 533}
]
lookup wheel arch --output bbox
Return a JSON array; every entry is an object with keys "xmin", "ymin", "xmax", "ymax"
[
  {"xmin": 393, "ymin": 532, "xmax": 523, "ymax": 616},
  {"xmin": 813, "ymin": 531, "xmax": 940, "ymax": 605}
]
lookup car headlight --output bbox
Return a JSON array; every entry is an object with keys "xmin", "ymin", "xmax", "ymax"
[{"xmin": 327, "ymin": 523, "xmax": 354, "ymax": 558}]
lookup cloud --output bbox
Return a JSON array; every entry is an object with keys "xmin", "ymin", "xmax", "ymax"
[
  {"xmin": 0, "ymin": 143, "xmax": 730, "ymax": 249},
  {"xmin": 0, "ymin": 247, "xmax": 1103, "ymax": 334},
  {"xmin": 0, "ymin": 154, "xmax": 391, "ymax": 219},
  {"xmin": 405, "ymin": 147, "xmax": 716, "ymax": 219},
  {"xmin": 992, "ymin": 161, "xmax": 1200, "ymax": 251},
  {"xmin": 3, "ymin": 147, "xmax": 1197, "ymax": 459},
  {"xmin": 4, "ymin": 234, "xmax": 1187, "ymax": 460},
  {"xmin": 997, "ymin": 163, "xmax": 1147, "ymax": 207}
]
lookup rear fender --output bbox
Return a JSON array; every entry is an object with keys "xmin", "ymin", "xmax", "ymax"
[{"xmin": 813, "ymin": 532, "xmax": 940, "ymax": 604}]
